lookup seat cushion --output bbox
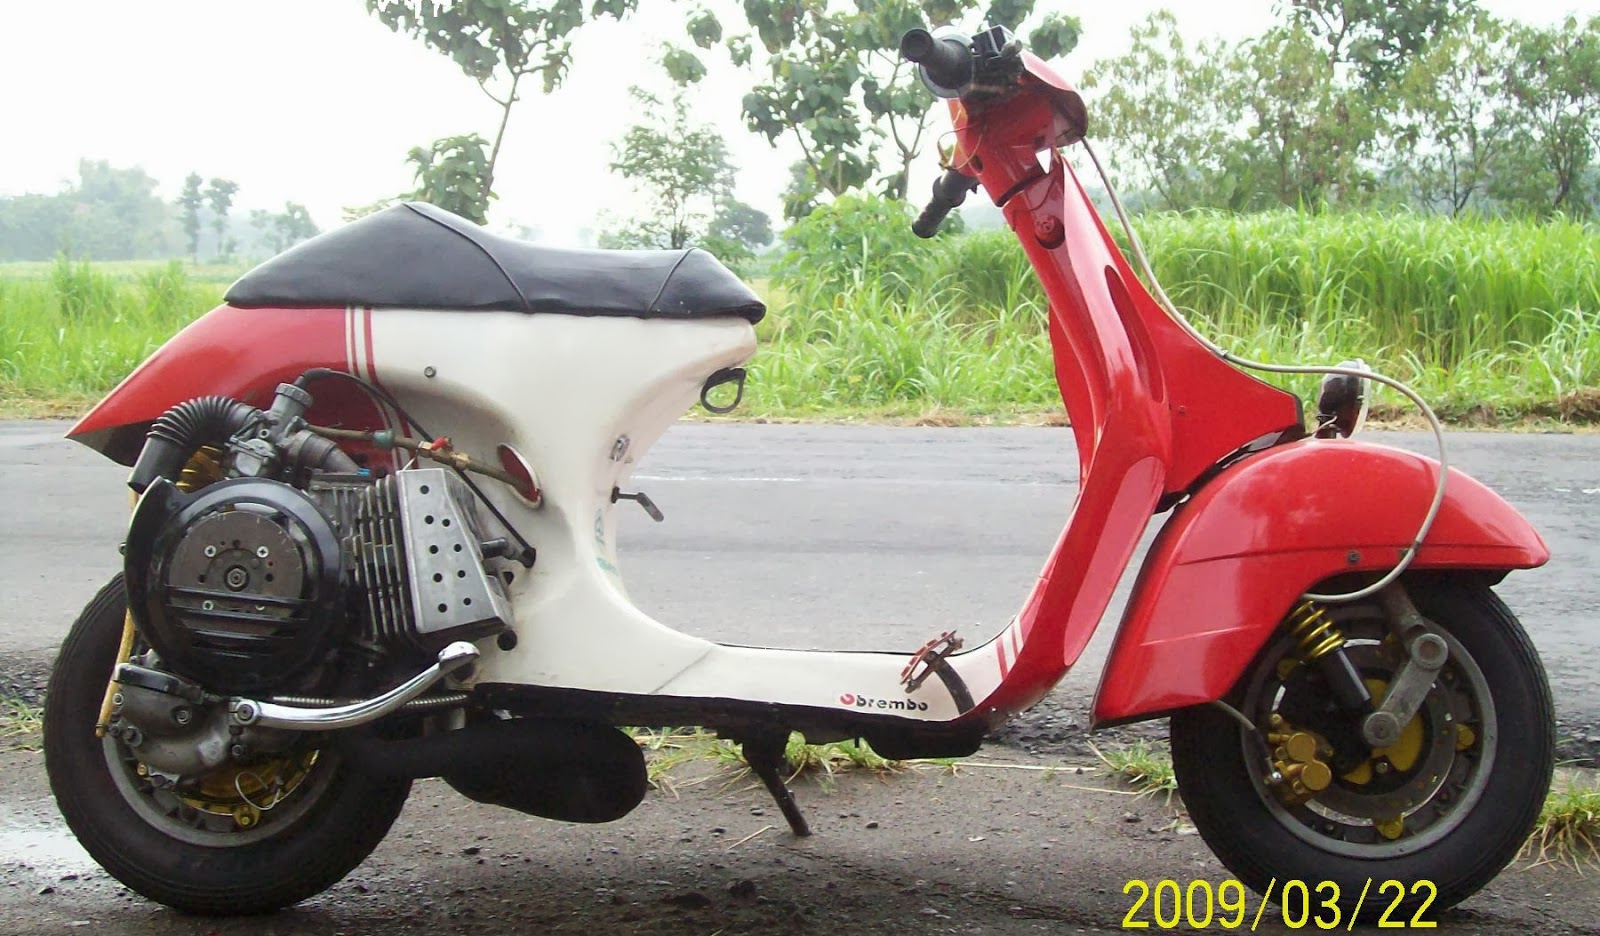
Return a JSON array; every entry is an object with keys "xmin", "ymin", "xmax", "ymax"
[{"xmin": 224, "ymin": 202, "xmax": 765, "ymax": 324}]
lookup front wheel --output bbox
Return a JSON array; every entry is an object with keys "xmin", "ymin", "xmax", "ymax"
[
  {"xmin": 44, "ymin": 576, "xmax": 413, "ymax": 915},
  {"xmin": 1171, "ymin": 574, "xmax": 1554, "ymax": 922}
]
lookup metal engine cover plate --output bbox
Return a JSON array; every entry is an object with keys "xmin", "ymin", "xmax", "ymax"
[
  {"xmin": 124, "ymin": 477, "xmax": 344, "ymax": 695},
  {"xmin": 395, "ymin": 468, "xmax": 512, "ymax": 641}
]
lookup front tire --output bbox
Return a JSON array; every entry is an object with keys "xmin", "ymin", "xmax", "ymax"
[
  {"xmin": 44, "ymin": 576, "xmax": 413, "ymax": 915},
  {"xmin": 1171, "ymin": 574, "xmax": 1553, "ymax": 921}
]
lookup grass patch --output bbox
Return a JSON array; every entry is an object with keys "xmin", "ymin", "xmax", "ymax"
[
  {"xmin": 1, "ymin": 695, "xmax": 44, "ymax": 752},
  {"xmin": 1089, "ymin": 740, "xmax": 1179, "ymax": 802},
  {"xmin": 625, "ymin": 728, "xmax": 901, "ymax": 793},
  {"xmin": 780, "ymin": 734, "xmax": 901, "ymax": 779},
  {"xmin": 1525, "ymin": 775, "xmax": 1600, "ymax": 868},
  {"xmin": 625, "ymin": 727, "xmax": 733, "ymax": 791}
]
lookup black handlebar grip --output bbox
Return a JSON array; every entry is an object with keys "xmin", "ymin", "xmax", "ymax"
[
  {"xmin": 900, "ymin": 28, "xmax": 973, "ymax": 92},
  {"xmin": 912, "ymin": 169, "xmax": 977, "ymax": 239},
  {"xmin": 912, "ymin": 203, "xmax": 953, "ymax": 239}
]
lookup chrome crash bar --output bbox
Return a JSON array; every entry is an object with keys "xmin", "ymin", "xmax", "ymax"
[{"xmin": 229, "ymin": 641, "xmax": 479, "ymax": 731}]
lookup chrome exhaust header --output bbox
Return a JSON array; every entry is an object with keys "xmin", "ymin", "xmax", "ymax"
[{"xmin": 229, "ymin": 641, "xmax": 478, "ymax": 731}]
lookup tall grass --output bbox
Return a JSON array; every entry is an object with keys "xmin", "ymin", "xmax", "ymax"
[
  {"xmin": 0, "ymin": 257, "xmax": 223, "ymax": 398},
  {"xmin": 3, "ymin": 210, "xmax": 1598, "ymax": 423},
  {"xmin": 757, "ymin": 207, "xmax": 1600, "ymax": 419}
]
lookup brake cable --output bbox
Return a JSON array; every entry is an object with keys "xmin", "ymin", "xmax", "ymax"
[{"xmin": 1078, "ymin": 139, "xmax": 1449, "ymax": 604}]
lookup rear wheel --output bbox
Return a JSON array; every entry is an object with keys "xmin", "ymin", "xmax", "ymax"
[
  {"xmin": 44, "ymin": 576, "xmax": 413, "ymax": 914},
  {"xmin": 1171, "ymin": 574, "xmax": 1553, "ymax": 922}
]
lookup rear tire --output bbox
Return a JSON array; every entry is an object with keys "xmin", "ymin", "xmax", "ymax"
[
  {"xmin": 44, "ymin": 576, "xmax": 413, "ymax": 915},
  {"xmin": 1171, "ymin": 575, "xmax": 1553, "ymax": 922}
]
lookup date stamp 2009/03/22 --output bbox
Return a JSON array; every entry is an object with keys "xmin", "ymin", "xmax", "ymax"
[{"xmin": 1122, "ymin": 878, "xmax": 1438, "ymax": 930}]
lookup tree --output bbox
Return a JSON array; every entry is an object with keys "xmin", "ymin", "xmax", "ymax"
[
  {"xmin": 406, "ymin": 134, "xmax": 494, "ymax": 223},
  {"xmin": 0, "ymin": 194, "xmax": 69, "ymax": 261},
  {"xmin": 1236, "ymin": 24, "xmax": 1382, "ymax": 208},
  {"xmin": 251, "ymin": 202, "xmax": 321, "ymax": 254},
  {"xmin": 608, "ymin": 86, "xmax": 736, "ymax": 250},
  {"xmin": 700, "ymin": 199, "xmax": 774, "ymax": 275},
  {"xmin": 1081, "ymin": 11, "xmax": 1253, "ymax": 211},
  {"xmin": 1276, "ymin": 0, "xmax": 1474, "ymax": 89},
  {"xmin": 686, "ymin": 0, "xmax": 1079, "ymax": 218},
  {"xmin": 204, "ymin": 178, "xmax": 239, "ymax": 260},
  {"xmin": 1497, "ymin": 16, "xmax": 1600, "ymax": 215},
  {"xmin": 60, "ymin": 160, "xmax": 176, "ymax": 260},
  {"xmin": 177, "ymin": 173, "xmax": 204, "ymax": 262},
  {"xmin": 276, "ymin": 203, "xmax": 319, "ymax": 248},
  {"xmin": 708, "ymin": 198, "xmax": 772, "ymax": 250},
  {"xmin": 1392, "ymin": 12, "xmax": 1516, "ymax": 215},
  {"xmin": 367, "ymin": 0, "xmax": 639, "ymax": 216},
  {"xmin": 1, "ymin": 162, "xmax": 175, "ymax": 261}
]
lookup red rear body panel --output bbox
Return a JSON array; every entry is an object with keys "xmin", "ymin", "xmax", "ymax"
[{"xmin": 68, "ymin": 305, "xmax": 390, "ymax": 466}]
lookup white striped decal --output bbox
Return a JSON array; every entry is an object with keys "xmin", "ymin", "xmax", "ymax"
[{"xmin": 345, "ymin": 305, "xmax": 404, "ymax": 470}]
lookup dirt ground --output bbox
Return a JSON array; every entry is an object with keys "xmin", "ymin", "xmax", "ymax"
[{"xmin": 4, "ymin": 745, "xmax": 1598, "ymax": 936}]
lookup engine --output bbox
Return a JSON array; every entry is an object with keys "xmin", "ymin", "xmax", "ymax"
[{"xmin": 122, "ymin": 385, "xmax": 513, "ymax": 696}]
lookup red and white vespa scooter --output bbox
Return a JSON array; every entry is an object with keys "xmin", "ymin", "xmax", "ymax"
[{"xmin": 45, "ymin": 24, "xmax": 1553, "ymax": 921}]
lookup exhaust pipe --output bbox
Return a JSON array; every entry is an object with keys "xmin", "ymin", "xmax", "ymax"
[{"xmin": 337, "ymin": 718, "xmax": 647, "ymax": 824}]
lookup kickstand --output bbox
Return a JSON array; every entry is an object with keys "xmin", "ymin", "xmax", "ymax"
[{"xmin": 740, "ymin": 733, "xmax": 811, "ymax": 837}]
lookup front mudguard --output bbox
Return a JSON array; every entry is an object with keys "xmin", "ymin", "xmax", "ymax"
[{"xmin": 1092, "ymin": 438, "xmax": 1548, "ymax": 726}]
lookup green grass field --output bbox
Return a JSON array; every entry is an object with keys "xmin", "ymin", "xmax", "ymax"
[{"xmin": 4, "ymin": 210, "xmax": 1598, "ymax": 424}]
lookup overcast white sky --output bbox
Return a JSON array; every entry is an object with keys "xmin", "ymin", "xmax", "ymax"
[{"xmin": 0, "ymin": 1, "xmax": 1585, "ymax": 245}]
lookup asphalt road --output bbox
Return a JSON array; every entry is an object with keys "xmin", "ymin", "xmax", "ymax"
[
  {"xmin": 4, "ymin": 420, "xmax": 1600, "ymax": 934},
  {"xmin": 2, "ymin": 421, "xmax": 1597, "ymax": 752}
]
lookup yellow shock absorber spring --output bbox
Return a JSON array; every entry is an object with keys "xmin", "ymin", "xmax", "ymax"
[
  {"xmin": 1286, "ymin": 599, "xmax": 1345, "ymax": 662},
  {"xmin": 177, "ymin": 446, "xmax": 225, "ymax": 492}
]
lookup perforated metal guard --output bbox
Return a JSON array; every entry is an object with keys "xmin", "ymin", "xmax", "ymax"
[{"xmin": 393, "ymin": 468, "xmax": 512, "ymax": 642}]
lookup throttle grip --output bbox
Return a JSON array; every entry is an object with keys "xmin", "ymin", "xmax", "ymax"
[{"xmin": 900, "ymin": 28, "xmax": 973, "ymax": 96}]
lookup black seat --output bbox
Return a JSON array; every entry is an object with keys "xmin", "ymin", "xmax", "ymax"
[{"xmin": 224, "ymin": 202, "xmax": 765, "ymax": 324}]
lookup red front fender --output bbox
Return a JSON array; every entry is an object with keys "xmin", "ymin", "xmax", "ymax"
[{"xmin": 1091, "ymin": 438, "xmax": 1548, "ymax": 726}]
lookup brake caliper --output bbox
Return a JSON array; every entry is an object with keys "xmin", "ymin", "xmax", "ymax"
[{"xmin": 1266, "ymin": 713, "xmax": 1334, "ymax": 805}]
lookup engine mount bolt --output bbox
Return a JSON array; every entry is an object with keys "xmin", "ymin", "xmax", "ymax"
[
  {"xmin": 230, "ymin": 743, "xmax": 249, "ymax": 759},
  {"xmin": 204, "ymin": 545, "xmax": 218, "ymax": 558}
]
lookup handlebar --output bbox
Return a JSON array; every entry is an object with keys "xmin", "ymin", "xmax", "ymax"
[
  {"xmin": 900, "ymin": 28, "xmax": 973, "ymax": 96},
  {"xmin": 912, "ymin": 168, "xmax": 979, "ymax": 239},
  {"xmin": 902, "ymin": 28, "xmax": 981, "ymax": 237}
]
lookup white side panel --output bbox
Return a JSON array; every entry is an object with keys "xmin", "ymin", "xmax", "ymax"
[{"xmin": 363, "ymin": 309, "xmax": 975, "ymax": 722}]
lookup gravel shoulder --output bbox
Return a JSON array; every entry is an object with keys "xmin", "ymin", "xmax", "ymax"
[{"xmin": 4, "ymin": 747, "xmax": 1598, "ymax": 935}]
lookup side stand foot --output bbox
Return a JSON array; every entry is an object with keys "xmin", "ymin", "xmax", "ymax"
[{"xmin": 741, "ymin": 733, "xmax": 811, "ymax": 837}]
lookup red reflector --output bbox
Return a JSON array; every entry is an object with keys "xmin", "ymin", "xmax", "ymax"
[{"xmin": 496, "ymin": 444, "xmax": 542, "ymax": 506}]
